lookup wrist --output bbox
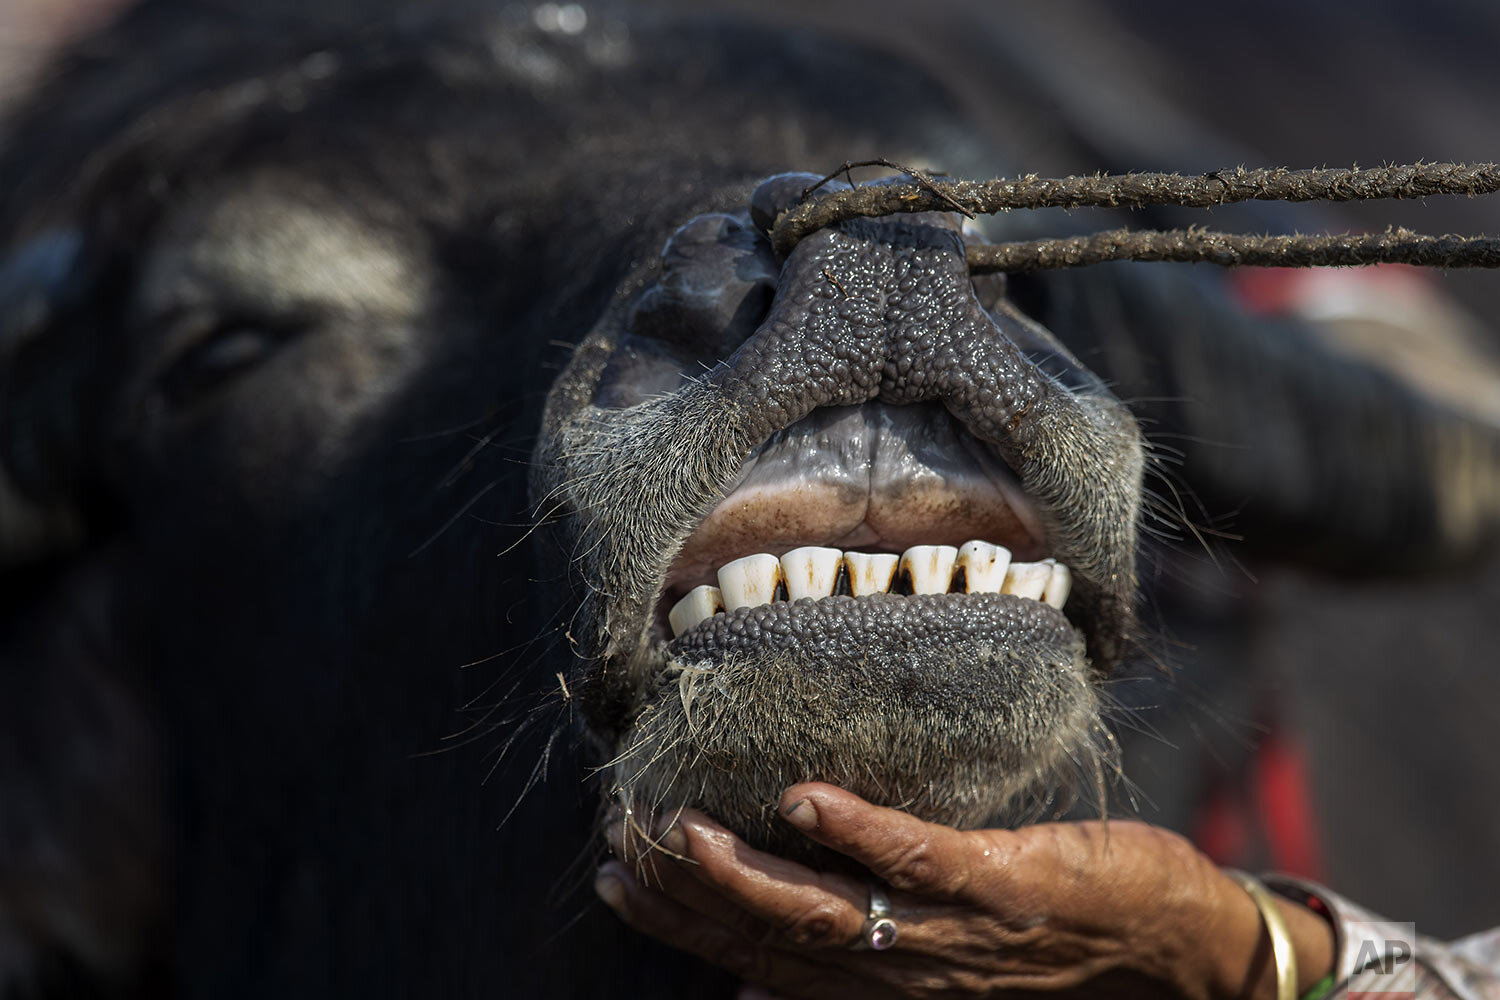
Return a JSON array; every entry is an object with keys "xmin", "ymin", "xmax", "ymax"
[{"xmin": 1209, "ymin": 870, "xmax": 1335, "ymax": 1000}]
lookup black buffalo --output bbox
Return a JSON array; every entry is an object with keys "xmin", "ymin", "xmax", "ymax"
[{"xmin": 3, "ymin": 1, "xmax": 1499, "ymax": 997}]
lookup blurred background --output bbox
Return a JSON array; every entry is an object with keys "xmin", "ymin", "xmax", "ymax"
[{"xmin": 0, "ymin": 0, "xmax": 126, "ymax": 101}]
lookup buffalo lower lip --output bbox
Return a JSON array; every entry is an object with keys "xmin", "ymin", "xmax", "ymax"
[{"xmin": 664, "ymin": 591, "xmax": 1079, "ymax": 666}]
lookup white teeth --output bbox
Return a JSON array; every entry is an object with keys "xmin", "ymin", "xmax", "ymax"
[
  {"xmin": 780, "ymin": 546, "xmax": 843, "ymax": 601},
  {"xmin": 843, "ymin": 551, "xmax": 899, "ymax": 596},
  {"xmin": 899, "ymin": 544, "xmax": 959, "ymax": 594},
  {"xmin": 1001, "ymin": 560, "xmax": 1052, "ymax": 601},
  {"xmin": 668, "ymin": 584, "xmax": 725, "ymax": 637},
  {"xmin": 1042, "ymin": 562, "xmax": 1072, "ymax": 609},
  {"xmin": 717, "ymin": 553, "xmax": 784, "ymax": 612},
  {"xmin": 670, "ymin": 545, "xmax": 1070, "ymax": 639},
  {"xmin": 953, "ymin": 540, "xmax": 1012, "ymax": 593}
]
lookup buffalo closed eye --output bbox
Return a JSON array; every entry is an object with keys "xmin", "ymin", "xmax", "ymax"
[{"xmin": 156, "ymin": 313, "xmax": 310, "ymax": 405}]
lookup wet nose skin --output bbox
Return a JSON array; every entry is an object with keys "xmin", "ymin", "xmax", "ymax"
[
  {"xmin": 711, "ymin": 213, "xmax": 1032, "ymax": 441},
  {"xmin": 725, "ymin": 173, "xmax": 1060, "ymax": 453}
]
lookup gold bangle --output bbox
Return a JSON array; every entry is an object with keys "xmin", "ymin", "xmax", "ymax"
[{"xmin": 1226, "ymin": 870, "xmax": 1298, "ymax": 1000}]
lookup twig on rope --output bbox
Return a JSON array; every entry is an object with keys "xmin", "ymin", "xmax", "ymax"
[
  {"xmin": 965, "ymin": 227, "xmax": 1500, "ymax": 272},
  {"xmin": 799, "ymin": 158, "xmax": 976, "ymax": 220},
  {"xmin": 770, "ymin": 162, "xmax": 1500, "ymax": 257}
]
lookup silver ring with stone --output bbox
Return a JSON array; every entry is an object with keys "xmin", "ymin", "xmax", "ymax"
[{"xmin": 853, "ymin": 883, "xmax": 898, "ymax": 951}]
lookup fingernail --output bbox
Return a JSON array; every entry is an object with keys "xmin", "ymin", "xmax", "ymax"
[
  {"xmin": 782, "ymin": 797, "xmax": 817, "ymax": 831},
  {"xmin": 594, "ymin": 871, "xmax": 628, "ymax": 914}
]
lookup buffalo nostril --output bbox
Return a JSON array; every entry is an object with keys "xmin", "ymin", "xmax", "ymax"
[{"xmin": 626, "ymin": 212, "xmax": 778, "ymax": 355}]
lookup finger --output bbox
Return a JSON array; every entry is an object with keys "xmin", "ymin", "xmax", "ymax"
[
  {"xmin": 605, "ymin": 811, "xmax": 777, "ymax": 942},
  {"xmin": 778, "ymin": 782, "xmax": 1005, "ymax": 899},
  {"xmin": 666, "ymin": 810, "xmax": 875, "ymax": 951},
  {"xmin": 594, "ymin": 861, "xmax": 856, "ymax": 997}
]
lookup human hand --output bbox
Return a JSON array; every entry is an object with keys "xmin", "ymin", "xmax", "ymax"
[{"xmin": 595, "ymin": 783, "xmax": 1333, "ymax": 999}]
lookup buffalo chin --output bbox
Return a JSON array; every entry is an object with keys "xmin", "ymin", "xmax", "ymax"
[{"xmin": 609, "ymin": 593, "xmax": 1105, "ymax": 860}]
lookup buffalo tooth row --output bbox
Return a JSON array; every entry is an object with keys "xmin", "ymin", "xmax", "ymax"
[{"xmin": 668, "ymin": 542, "xmax": 1075, "ymax": 637}]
